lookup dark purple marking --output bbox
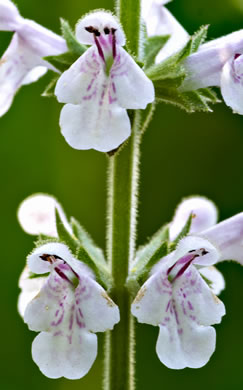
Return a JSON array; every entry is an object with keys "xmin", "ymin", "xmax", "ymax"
[
  {"xmin": 94, "ymin": 35, "xmax": 105, "ymax": 62},
  {"xmin": 111, "ymin": 28, "xmax": 117, "ymax": 59},
  {"xmin": 178, "ymin": 328, "xmax": 183, "ymax": 335},
  {"xmin": 76, "ymin": 312, "xmax": 85, "ymax": 328},
  {"xmin": 187, "ymin": 301, "xmax": 194, "ymax": 310},
  {"xmin": 235, "ymin": 53, "xmax": 241, "ymax": 60},
  {"xmin": 55, "ymin": 309, "xmax": 59, "ymax": 317},
  {"xmin": 54, "ymin": 267, "xmax": 73, "ymax": 285},
  {"xmin": 69, "ymin": 313, "xmax": 74, "ymax": 330},
  {"xmin": 78, "ymin": 308, "xmax": 84, "ymax": 318}
]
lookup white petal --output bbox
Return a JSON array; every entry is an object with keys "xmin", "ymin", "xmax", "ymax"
[
  {"xmin": 76, "ymin": 11, "xmax": 125, "ymax": 46},
  {"xmin": 0, "ymin": 0, "xmax": 22, "ymax": 31},
  {"xmin": 142, "ymin": 1, "xmax": 189, "ymax": 62},
  {"xmin": 220, "ymin": 55, "xmax": 243, "ymax": 114},
  {"xmin": 170, "ymin": 196, "xmax": 218, "ymax": 241},
  {"xmin": 17, "ymin": 19, "xmax": 67, "ymax": 57},
  {"xmin": 156, "ymin": 321, "xmax": 216, "ymax": 369},
  {"xmin": 200, "ymin": 212, "xmax": 243, "ymax": 265},
  {"xmin": 175, "ymin": 236, "xmax": 220, "ymax": 266},
  {"xmin": 132, "ymin": 259, "xmax": 174, "ymax": 326},
  {"xmin": 199, "ymin": 266, "xmax": 225, "ymax": 295},
  {"xmin": 60, "ymin": 102, "xmax": 131, "ymax": 152},
  {"xmin": 75, "ymin": 277, "xmax": 120, "ymax": 332},
  {"xmin": 17, "ymin": 266, "xmax": 46, "ymax": 318},
  {"xmin": 182, "ymin": 30, "xmax": 243, "ymax": 91},
  {"xmin": 55, "ymin": 47, "xmax": 101, "ymax": 105},
  {"xmin": 17, "ymin": 193, "xmax": 71, "ymax": 237},
  {"xmin": 22, "ymin": 66, "xmax": 47, "ymax": 85},
  {"xmin": 32, "ymin": 329, "xmax": 97, "ymax": 379},
  {"xmin": 0, "ymin": 33, "xmax": 40, "ymax": 116},
  {"xmin": 112, "ymin": 47, "xmax": 155, "ymax": 109},
  {"xmin": 27, "ymin": 243, "xmax": 73, "ymax": 275}
]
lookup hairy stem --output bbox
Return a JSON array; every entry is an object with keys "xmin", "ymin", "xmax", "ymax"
[{"xmin": 104, "ymin": 112, "xmax": 141, "ymax": 390}]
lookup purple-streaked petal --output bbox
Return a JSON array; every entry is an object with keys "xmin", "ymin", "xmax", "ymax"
[
  {"xmin": 156, "ymin": 320, "xmax": 216, "ymax": 369},
  {"xmin": 76, "ymin": 11, "xmax": 125, "ymax": 46},
  {"xmin": 0, "ymin": 0, "xmax": 21, "ymax": 31},
  {"xmin": 17, "ymin": 193, "xmax": 71, "ymax": 237},
  {"xmin": 32, "ymin": 328, "xmax": 97, "ymax": 379},
  {"xmin": 55, "ymin": 47, "xmax": 101, "ymax": 105},
  {"xmin": 75, "ymin": 276, "xmax": 120, "ymax": 333},
  {"xmin": 182, "ymin": 30, "xmax": 243, "ymax": 91},
  {"xmin": 170, "ymin": 196, "xmax": 218, "ymax": 241},
  {"xmin": 199, "ymin": 266, "xmax": 225, "ymax": 296},
  {"xmin": 59, "ymin": 102, "xmax": 131, "ymax": 152},
  {"xmin": 142, "ymin": 0, "xmax": 189, "ymax": 63},
  {"xmin": 220, "ymin": 54, "xmax": 243, "ymax": 114},
  {"xmin": 199, "ymin": 212, "xmax": 243, "ymax": 265},
  {"xmin": 111, "ymin": 47, "xmax": 155, "ymax": 109}
]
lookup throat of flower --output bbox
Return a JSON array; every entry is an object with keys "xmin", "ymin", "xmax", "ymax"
[
  {"xmin": 85, "ymin": 25, "xmax": 117, "ymax": 75},
  {"xmin": 40, "ymin": 253, "xmax": 79, "ymax": 288},
  {"xmin": 167, "ymin": 248, "xmax": 208, "ymax": 283}
]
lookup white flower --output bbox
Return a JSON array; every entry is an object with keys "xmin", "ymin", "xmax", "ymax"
[
  {"xmin": 141, "ymin": 0, "xmax": 189, "ymax": 63},
  {"xmin": 0, "ymin": 0, "xmax": 67, "ymax": 117},
  {"xmin": 17, "ymin": 193, "xmax": 71, "ymax": 237},
  {"xmin": 55, "ymin": 11, "xmax": 155, "ymax": 152},
  {"xmin": 23, "ymin": 242, "xmax": 120, "ymax": 379},
  {"xmin": 181, "ymin": 30, "xmax": 243, "ymax": 114},
  {"xmin": 132, "ymin": 236, "xmax": 225, "ymax": 369},
  {"xmin": 132, "ymin": 196, "xmax": 243, "ymax": 369}
]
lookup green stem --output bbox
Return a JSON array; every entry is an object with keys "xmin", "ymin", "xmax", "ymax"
[
  {"xmin": 116, "ymin": 0, "xmax": 141, "ymax": 56},
  {"xmin": 104, "ymin": 112, "xmax": 141, "ymax": 390},
  {"xmin": 103, "ymin": 2, "xmax": 142, "ymax": 389}
]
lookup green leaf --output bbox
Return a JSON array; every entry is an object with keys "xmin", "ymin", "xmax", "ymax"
[
  {"xmin": 71, "ymin": 217, "xmax": 107, "ymax": 267},
  {"xmin": 144, "ymin": 35, "xmax": 170, "ymax": 69},
  {"xmin": 55, "ymin": 209, "xmax": 79, "ymax": 254},
  {"xmin": 42, "ymin": 75, "xmax": 59, "ymax": 98},
  {"xmin": 187, "ymin": 25, "xmax": 209, "ymax": 55},
  {"xmin": 44, "ymin": 51, "xmax": 80, "ymax": 73},
  {"xmin": 60, "ymin": 18, "xmax": 87, "ymax": 56},
  {"xmin": 76, "ymin": 247, "xmax": 112, "ymax": 291},
  {"xmin": 126, "ymin": 224, "xmax": 169, "ymax": 295},
  {"xmin": 155, "ymin": 87, "xmax": 219, "ymax": 113}
]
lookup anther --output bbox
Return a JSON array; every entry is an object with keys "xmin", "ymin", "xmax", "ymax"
[{"xmin": 104, "ymin": 27, "xmax": 110, "ymax": 35}]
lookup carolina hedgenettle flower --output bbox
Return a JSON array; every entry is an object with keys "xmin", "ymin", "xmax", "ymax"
[
  {"xmin": 181, "ymin": 30, "xmax": 243, "ymax": 114},
  {"xmin": 55, "ymin": 11, "xmax": 155, "ymax": 152},
  {"xmin": 0, "ymin": 0, "xmax": 67, "ymax": 117},
  {"xmin": 132, "ymin": 197, "xmax": 243, "ymax": 369},
  {"xmin": 22, "ymin": 243, "xmax": 120, "ymax": 379}
]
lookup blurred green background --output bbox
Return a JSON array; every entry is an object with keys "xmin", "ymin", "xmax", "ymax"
[{"xmin": 0, "ymin": 0, "xmax": 243, "ymax": 389}]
